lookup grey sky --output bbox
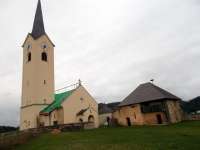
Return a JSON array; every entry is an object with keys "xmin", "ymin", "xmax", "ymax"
[{"xmin": 0, "ymin": 0, "xmax": 199, "ymax": 126}]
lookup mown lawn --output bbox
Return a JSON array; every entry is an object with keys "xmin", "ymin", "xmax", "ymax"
[{"xmin": 15, "ymin": 121, "xmax": 200, "ymax": 150}]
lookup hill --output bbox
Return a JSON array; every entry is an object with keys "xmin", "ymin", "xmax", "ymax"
[
  {"xmin": 181, "ymin": 96, "xmax": 200, "ymax": 113},
  {"xmin": 14, "ymin": 121, "xmax": 200, "ymax": 150}
]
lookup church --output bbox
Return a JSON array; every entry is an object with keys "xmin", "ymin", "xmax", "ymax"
[{"xmin": 20, "ymin": 0, "xmax": 99, "ymax": 130}]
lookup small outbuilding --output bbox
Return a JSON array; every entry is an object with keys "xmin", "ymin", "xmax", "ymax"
[
  {"xmin": 98, "ymin": 102, "xmax": 120, "ymax": 126},
  {"xmin": 113, "ymin": 82, "xmax": 183, "ymax": 126}
]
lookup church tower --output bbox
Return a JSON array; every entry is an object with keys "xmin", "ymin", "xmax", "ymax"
[{"xmin": 20, "ymin": 0, "xmax": 55, "ymax": 130}]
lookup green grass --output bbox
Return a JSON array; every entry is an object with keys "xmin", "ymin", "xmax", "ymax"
[{"xmin": 15, "ymin": 121, "xmax": 200, "ymax": 150}]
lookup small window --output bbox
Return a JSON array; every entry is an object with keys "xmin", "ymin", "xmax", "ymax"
[
  {"xmin": 42, "ymin": 45, "xmax": 47, "ymax": 49},
  {"xmin": 44, "ymin": 80, "xmax": 46, "ymax": 85},
  {"xmin": 44, "ymin": 99, "xmax": 46, "ymax": 104},
  {"xmin": 41, "ymin": 52, "xmax": 47, "ymax": 62},
  {"xmin": 28, "ymin": 52, "xmax": 31, "ymax": 62},
  {"xmin": 134, "ymin": 112, "xmax": 136, "ymax": 119},
  {"xmin": 80, "ymin": 97, "xmax": 84, "ymax": 101},
  {"xmin": 27, "ymin": 44, "xmax": 31, "ymax": 50}
]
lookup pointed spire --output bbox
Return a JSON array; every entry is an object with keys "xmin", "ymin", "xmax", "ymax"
[{"xmin": 31, "ymin": 0, "xmax": 45, "ymax": 39}]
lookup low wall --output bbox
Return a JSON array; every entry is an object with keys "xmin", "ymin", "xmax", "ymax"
[{"xmin": 185, "ymin": 114, "xmax": 200, "ymax": 121}]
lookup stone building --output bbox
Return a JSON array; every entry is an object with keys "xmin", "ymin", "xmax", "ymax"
[
  {"xmin": 113, "ymin": 82, "xmax": 183, "ymax": 126},
  {"xmin": 20, "ymin": 0, "xmax": 98, "ymax": 130},
  {"xmin": 98, "ymin": 102, "xmax": 119, "ymax": 126}
]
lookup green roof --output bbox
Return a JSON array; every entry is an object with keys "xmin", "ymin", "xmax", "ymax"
[{"xmin": 41, "ymin": 90, "xmax": 74, "ymax": 114}]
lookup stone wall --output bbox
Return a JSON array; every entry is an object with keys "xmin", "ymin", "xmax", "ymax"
[
  {"xmin": 143, "ymin": 112, "xmax": 167, "ymax": 124},
  {"xmin": 112, "ymin": 100, "xmax": 183, "ymax": 126},
  {"xmin": 166, "ymin": 100, "xmax": 182, "ymax": 123},
  {"xmin": 113, "ymin": 104, "xmax": 144, "ymax": 126}
]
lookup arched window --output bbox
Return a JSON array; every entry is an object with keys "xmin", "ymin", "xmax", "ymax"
[
  {"xmin": 88, "ymin": 115, "xmax": 94, "ymax": 123},
  {"xmin": 41, "ymin": 52, "xmax": 47, "ymax": 62},
  {"xmin": 28, "ymin": 52, "xmax": 31, "ymax": 62}
]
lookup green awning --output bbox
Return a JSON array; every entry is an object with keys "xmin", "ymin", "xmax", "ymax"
[{"xmin": 40, "ymin": 89, "xmax": 74, "ymax": 114}]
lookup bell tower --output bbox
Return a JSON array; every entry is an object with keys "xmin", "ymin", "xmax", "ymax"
[{"xmin": 20, "ymin": 0, "xmax": 55, "ymax": 130}]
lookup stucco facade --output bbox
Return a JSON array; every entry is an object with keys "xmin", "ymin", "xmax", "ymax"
[
  {"xmin": 39, "ymin": 86, "xmax": 99, "ymax": 128},
  {"xmin": 165, "ymin": 100, "xmax": 183, "ymax": 123},
  {"xmin": 20, "ymin": 34, "xmax": 55, "ymax": 131}
]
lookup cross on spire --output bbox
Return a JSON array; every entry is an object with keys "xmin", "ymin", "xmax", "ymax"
[{"xmin": 31, "ymin": 0, "xmax": 45, "ymax": 39}]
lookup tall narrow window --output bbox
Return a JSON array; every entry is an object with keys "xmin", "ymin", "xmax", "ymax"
[
  {"xmin": 28, "ymin": 52, "xmax": 31, "ymax": 62},
  {"xmin": 41, "ymin": 52, "xmax": 47, "ymax": 62},
  {"xmin": 134, "ymin": 112, "xmax": 136, "ymax": 119}
]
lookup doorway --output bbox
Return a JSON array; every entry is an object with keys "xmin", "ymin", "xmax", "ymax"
[
  {"xmin": 53, "ymin": 121, "xmax": 58, "ymax": 126},
  {"xmin": 156, "ymin": 114, "xmax": 162, "ymax": 124},
  {"xmin": 107, "ymin": 117, "xmax": 110, "ymax": 126},
  {"xmin": 126, "ymin": 117, "xmax": 131, "ymax": 126}
]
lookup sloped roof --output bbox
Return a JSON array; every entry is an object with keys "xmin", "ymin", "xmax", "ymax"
[
  {"xmin": 107, "ymin": 102, "xmax": 120, "ymax": 111},
  {"xmin": 31, "ymin": 0, "xmax": 45, "ymax": 39},
  {"xmin": 98, "ymin": 102, "xmax": 120, "ymax": 114},
  {"xmin": 119, "ymin": 82, "xmax": 180, "ymax": 107},
  {"xmin": 98, "ymin": 104, "xmax": 113, "ymax": 114},
  {"xmin": 40, "ymin": 90, "xmax": 74, "ymax": 114}
]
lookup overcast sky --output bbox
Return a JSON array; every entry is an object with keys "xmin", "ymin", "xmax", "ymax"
[{"xmin": 0, "ymin": 0, "xmax": 199, "ymax": 126}]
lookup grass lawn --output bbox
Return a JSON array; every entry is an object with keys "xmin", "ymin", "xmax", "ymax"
[{"xmin": 15, "ymin": 121, "xmax": 200, "ymax": 150}]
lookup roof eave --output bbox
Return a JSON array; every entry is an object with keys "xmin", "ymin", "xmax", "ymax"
[
  {"xmin": 119, "ymin": 98, "xmax": 180, "ymax": 107},
  {"xmin": 22, "ymin": 33, "xmax": 55, "ymax": 48},
  {"xmin": 39, "ymin": 112, "xmax": 49, "ymax": 116}
]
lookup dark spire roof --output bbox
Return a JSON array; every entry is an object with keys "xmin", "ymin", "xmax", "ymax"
[
  {"xmin": 31, "ymin": 0, "xmax": 45, "ymax": 39},
  {"xmin": 119, "ymin": 82, "xmax": 180, "ymax": 107}
]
